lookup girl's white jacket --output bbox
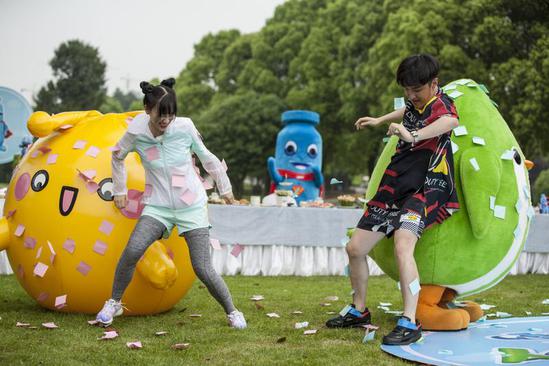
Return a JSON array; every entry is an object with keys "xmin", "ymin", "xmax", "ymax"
[{"xmin": 111, "ymin": 113, "xmax": 231, "ymax": 210}]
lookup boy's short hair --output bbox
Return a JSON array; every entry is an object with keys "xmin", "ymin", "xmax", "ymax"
[{"xmin": 396, "ymin": 54, "xmax": 440, "ymax": 87}]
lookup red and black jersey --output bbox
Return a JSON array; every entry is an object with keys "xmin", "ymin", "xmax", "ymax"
[{"xmin": 359, "ymin": 88, "xmax": 460, "ymax": 237}]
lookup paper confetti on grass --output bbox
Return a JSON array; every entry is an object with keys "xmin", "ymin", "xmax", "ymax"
[{"xmin": 171, "ymin": 343, "xmax": 190, "ymax": 350}]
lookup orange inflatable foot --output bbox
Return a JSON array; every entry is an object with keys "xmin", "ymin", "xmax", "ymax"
[
  {"xmin": 440, "ymin": 288, "xmax": 484, "ymax": 322},
  {"xmin": 416, "ymin": 285, "xmax": 469, "ymax": 331}
]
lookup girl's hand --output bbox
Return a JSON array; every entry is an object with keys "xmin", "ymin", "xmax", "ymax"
[
  {"xmin": 387, "ymin": 123, "xmax": 414, "ymax": 143},
  {"xmin": 221, "ymin": 192, "xmax": 237, "ymax": 205},
  {"xmin": 114, "ymin": 194, "xmax": 128, "ymax": 209},
  {"xmin": 355, "ymin": 116, "xmax": 382, "ymax": 130}
]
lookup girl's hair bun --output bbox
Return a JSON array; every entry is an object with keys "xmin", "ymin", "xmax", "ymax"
[
  {"xmin": 160, "ymin": 78, "xmax": 176, "ymax": 89},
  {"xmin": 140, "ymin": 81, "xmax": 154, "ymax": 94}
]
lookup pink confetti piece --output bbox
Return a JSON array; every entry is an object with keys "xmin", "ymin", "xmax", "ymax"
[
  {"xmin": 230, "ymin": 244, "xmax": 244, "ymax": 258},
  {"xmin": 58, "ymin": 124, "xmax": 73, "ymax": 131},
  {"xmin": 144, "ymin": 184, "xmax": 153, "ymax": 197},
  {"xmin": 80, "ymin": 169, "xmax": 96, "ymax": 181},
  {"xmin": 17, "ymin": 264, "xmax": 24, "ymax": 278},
  {"xmin": 86, "ymin": 180, "xmax": 99, "ymax": 193},
  {"xmin": 62, "ymin": 238, "xmax": 75, "ymax": 254},
  {"xmin": 126, "ymin": 199, "xmax": 139, "ymax": 213},
  {"xmin": 24, "ymin": 236, "xmax": 37, "ymax": 249},
  {"xmin": 99, "ymin": 330, "xmax": 119, "ymax": 340},
  {"xmin": 46, "ymin": 154, "xmax": 58, "ymax": 164},
  {"xmin": 31, "ymin": 151, "xmax": 39, "ymax": 158},
  {"xmin": 7, "ymin": 209, "xmax": 16, "ymax": 218},
  {"xmin": 99, "ymin": 220, "xmax": 114, "ymax": 235},
  {"xmin": 37, "ymin": 292, "xmax": 49, "ymax": 302},
  {"xmin": 85, "ymin": 146, "xmax": 100, "ymax": 158},
  {"xmin": 126, "ymin": 341, "xmax": 142, "ymax": 349},
  {"xmin": 73, "ymin": 140, "xmax": 87, "ymax": 149},
  {"xmin": 210, "ymin": 238, "xmax": 221, "ymax": 250},
  {"xmin": 109, "ymin": 145, "xmax": 121, "ymax": 152},
  {"xmin": 42, "ymin": 322, "xmax": 58, "ymax": 329},
  {"xmin": 171, "ymin": 175, "xmax": 187, "ymax": 189},
  {"xmin": 35, "ymin": 246, "xmax": 43, "ymax": 259},
  {"xmin": 16, "ymin": 322, "xmax": 30, "ymax": 327},
  {"xmin": 76, "ymin": 261, "xmax": 92, "ymax": 276},
  {"xmin": 47, "ymin": 241, "xmax": 56, "ymax": 264},
  {"xmin": 14, "ymin": 224, "xmax": 25, "ymax": 237},
  {"xmin": 38, "ymin": 146, "xmax": 52, "ymax": 154},
  {"xmin": 304, "ymin": 329, "xmax": 318, "ymax": 335},
  {"xmin": 87, "ymin": 320, "xmax": 98, "ymax": 325},
  {"xmin": 93, "ymin": 240, "xmax": 108, "ymax": 255},
  {"xmin": 180, "ymin": 189, "xmax": 197, "ymax": 205},
  {"xmin": 145, "ymin": 146, "xmax": 159, "ymax": 161},
  {"xmin": 55, "ymin": 294, "xmax": 67, "ymax": 309},
  {"xmin": 171, "ymin": 343, "xmax": 190, "ymax": 350},
  {"xmin": 33, "ymin": 262, "xmax": 48, "ymax": 278},
  {"xmin": 202, "ymin": 180, "xmax": 214, "ymax": 190}
]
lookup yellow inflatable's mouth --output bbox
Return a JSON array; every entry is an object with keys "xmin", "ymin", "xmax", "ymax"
[{"xmin": 59, "ymin": 186, "xmax": 78, "ymax": 216}]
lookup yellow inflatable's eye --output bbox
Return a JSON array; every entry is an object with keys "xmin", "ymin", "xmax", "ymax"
[
  {"xmin": 97, "ymin": 178, "xmax": 114, "ymax": 201},
  {"xmin": 31, "ymin": 170, "xmax": 49, "ymax": 192}
]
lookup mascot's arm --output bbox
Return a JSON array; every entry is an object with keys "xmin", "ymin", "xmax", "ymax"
[
  {"xmin": 460, "ymin": 147, "xmax": 502, "ymax": 239},
  {"xmin": 267, "ymin": 157, "xmax": 282, "ymax": 184},
  {"xmin": 136, "ymin": 241, "xmax": 178, "ymax": 289},
  {"xmin": 28, "ymin": 111, "xmax": 102, "ymax": 138},
  {"xmin": 312, "ymin": 165, "xmax": 324, "ymax": 188}
]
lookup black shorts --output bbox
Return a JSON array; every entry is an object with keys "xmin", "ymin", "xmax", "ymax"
[{"xmin": 357, "ymin": 200, "xmax": 426, "ymax": 238}]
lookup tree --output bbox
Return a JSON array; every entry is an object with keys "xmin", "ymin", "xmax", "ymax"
[
  {"xmin": 34, "ymin": 39, "xmax": 107, "ymax": 113},
  {"xmin": 197, "ymin": 92, "xmax": 285, "ymax": 196},
  {"xmin": 174, "ymin": 0, "xmax": 549, "ymax": 194}
]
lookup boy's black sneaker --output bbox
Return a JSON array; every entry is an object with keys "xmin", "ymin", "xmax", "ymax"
[
  {"xmin": 325, "ymin": 304, "xmax": 371, "ymax": 328},
  {"xmin": 382, "ymin": 316, "xmax": 422, "ymax": 345}
]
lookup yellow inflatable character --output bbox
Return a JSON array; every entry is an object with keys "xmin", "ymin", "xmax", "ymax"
[{"xmin": 0, "ymin": 111, "xmax": 195, "ymax": 314}]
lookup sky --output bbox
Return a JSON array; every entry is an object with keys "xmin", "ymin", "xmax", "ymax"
[{"xmin": 0, "ymin": 0, "xmax": 287, "ymax": 103}]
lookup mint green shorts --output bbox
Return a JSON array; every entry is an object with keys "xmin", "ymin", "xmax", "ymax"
[{"xmin": 141, "ymin": 204, "xmax": 210, "ymax": 239}]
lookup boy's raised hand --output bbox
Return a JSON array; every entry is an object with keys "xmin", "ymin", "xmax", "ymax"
[{"xmin": 355, "ymin": 116, "xmax": 381, "ymax": 130}]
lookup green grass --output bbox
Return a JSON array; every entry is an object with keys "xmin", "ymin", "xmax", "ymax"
[{"xmin": 0, "ymin": 274, "xmax": 547, "ymax": 365}]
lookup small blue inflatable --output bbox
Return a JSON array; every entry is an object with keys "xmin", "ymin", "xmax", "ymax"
[{"xmin": 267, "ymin": 110, "xmax": 324, "ymax": 205}]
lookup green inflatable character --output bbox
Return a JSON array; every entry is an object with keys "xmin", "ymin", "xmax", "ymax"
[{"xmin": 367, "ymin": 79, "xmax": 534, "ymax": 331}]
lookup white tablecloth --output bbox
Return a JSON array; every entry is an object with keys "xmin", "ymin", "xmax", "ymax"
[{"xmin": 1, "ymin": 202, "xmax": 548, "ymax": 276}]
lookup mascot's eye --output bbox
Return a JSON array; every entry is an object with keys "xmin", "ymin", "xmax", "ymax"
[
  {"xmin": 97, "ymin": 178, "xmax": 114, "ymax": 201},
  {"xmin": 512, "ymin": 149, "xmax": 522, "ymax": 165},
  {"xmin": 307, "ymin": 144, "xmax": 318, "ymax": 157},
  {"xmin": 284, "ymin": 141, "xmax": 297, "ymax": 155},
  {"xmin": 31, "ymin": 170, "xmax": 49, "ymax": 192}
]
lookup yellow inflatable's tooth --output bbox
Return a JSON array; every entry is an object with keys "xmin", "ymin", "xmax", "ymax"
[
  {"xmin": 0, "ymin": 218, "xmax": 10, "ymax": 251},
  {"xmin": 137, "ymin": 241, "xmax": 178, "ymax": 290}
]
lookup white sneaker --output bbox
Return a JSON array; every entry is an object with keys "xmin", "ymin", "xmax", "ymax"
[
  {"xmin": 227, "ymin": 310, "xmax": 247, "ymax": 329},
  {"xmin": 96, "ymin": 299, "xmax": 123, "ymax": 327}
]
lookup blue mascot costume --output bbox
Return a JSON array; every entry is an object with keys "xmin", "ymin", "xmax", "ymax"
[{"xmin": 267, "ymin": 110, "xmax": 324, "ymax": 205}]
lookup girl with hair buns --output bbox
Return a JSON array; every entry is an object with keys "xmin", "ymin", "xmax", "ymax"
[{"xmin": 96, "ymin": 78, "xmax": 247, "ymax": 329}]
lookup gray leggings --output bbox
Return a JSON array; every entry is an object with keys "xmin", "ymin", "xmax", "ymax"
[{"xmin": 111, "ymin": 215, "xmax": 236, "ymax": 314}]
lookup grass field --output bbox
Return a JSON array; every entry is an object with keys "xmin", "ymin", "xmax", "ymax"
[{"xmin": 0, "ymin": 274, "xmax": 547, "ymax": 365}]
